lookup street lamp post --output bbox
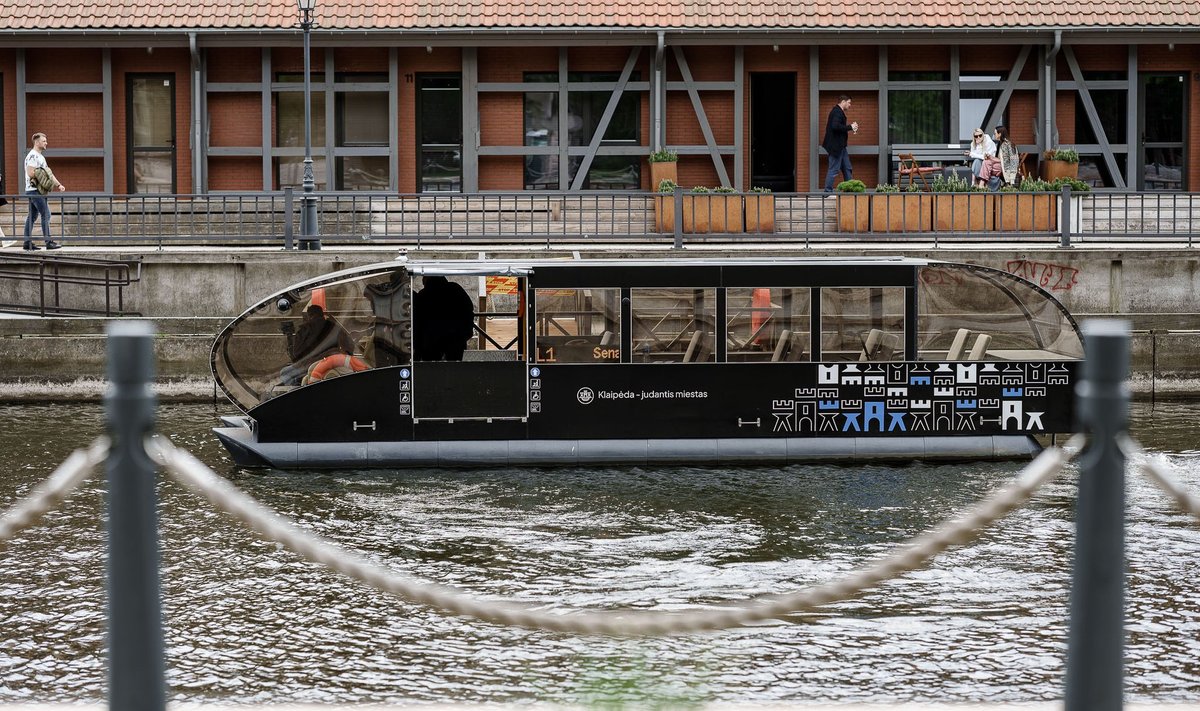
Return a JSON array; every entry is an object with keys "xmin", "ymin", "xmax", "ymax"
[{"xmin": 297, "ymin": 0, "xmax": 320, "ymax": 250}]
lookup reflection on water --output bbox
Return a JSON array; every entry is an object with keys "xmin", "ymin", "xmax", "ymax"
[{"xmin": 0, "ymin": 401, "xmax": 1198, "ymax": 705}]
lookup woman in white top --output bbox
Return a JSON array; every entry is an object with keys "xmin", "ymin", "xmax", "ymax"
[{"xmin": 965, "ymin": 128, "xmax": 996, "ymax": 186}]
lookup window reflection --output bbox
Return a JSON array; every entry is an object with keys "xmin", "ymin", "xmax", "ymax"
[
  {"xmin": 534, "ymin": 288, "xmax": 621, "ymax": 363},
  {"xmin": 523, "ymin": 72, "xmax": 640, "ymax": 190},
  {"xmin": 631, "ymin": 288, "xmax": 715, "ymax": 363},
  {"xmin": 820, "ymin": 287, "xmax": 905, "ymax": 362},
  {"xmin": 726, "ymin": 288, "xmax": 810, "ymax": 362}
]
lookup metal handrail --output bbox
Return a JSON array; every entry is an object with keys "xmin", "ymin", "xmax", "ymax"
[
  {"xmin": 0, "ymin": 253, "xmax": 142, "ymax": 317},
  {"xmin": 0, "ymin": 188, "xmax": 1196, "ymax": 248}
]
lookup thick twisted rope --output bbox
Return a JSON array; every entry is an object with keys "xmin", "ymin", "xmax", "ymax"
[
  {"xmin": 0, "ymin": 436, "xmax": 110, "ymax": 549},
  {"xmin": 149, "ymin": 434, "xmax": 1081, "ymax": 636},
  {"xmin": 1121, "ymin": 435, "xmax": 1200, "ymax": 523}
]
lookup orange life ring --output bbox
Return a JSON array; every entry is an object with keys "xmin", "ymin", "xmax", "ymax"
[{"xmin": 305, "ymin": 353, "xmax": 369, "ymax": 383}]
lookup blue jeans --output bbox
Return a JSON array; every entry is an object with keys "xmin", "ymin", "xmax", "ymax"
[
  {"xmin": 970, "ymin": 158, "xmax": 983, "ymax": 178},
  {"xmin": 823, "ymin": 149, "xmax": 853, "ymax": 191},
  {"xmin": 24, "ymin": 190, "xmax": 51, "ymax": 240}
]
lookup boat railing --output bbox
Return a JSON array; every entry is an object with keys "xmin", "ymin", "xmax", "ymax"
[
  {"xmin": 1, "ymin": 187, "xmax": 1197, "ymax": 248},
  {"xmin": 1, "ymin": 319, "xmax": 1185, "ymax": 709}
]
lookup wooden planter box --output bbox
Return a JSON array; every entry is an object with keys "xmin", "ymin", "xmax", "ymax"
[
  {"xmin": 869, "ymin": 193, "xmax": 932, "ymax": 232},
  {"xmin": 836, "ymin": 193, "xmax": 870, "ymax": 233},
  {"xmin": 932, "ymin": 193, "xmax": 993, "ymax": 232},
  {"xmin": 683, "ymin": 194, "xmax": 744, "ymax": 233},
  {"xmin": 744, "ymin": 194, "xmax": 776, "ymax": 233},
  {"xmin": 1043, "ymin": 158, "xmax": 1079, "ymax": 182},
  {"xmin": 994, "ymin": 193, "xmax": 1058, "ymax": 232},
  {"xmin": 649, "ymin": 161, "xmax": 678, "ymax": 190},
  {"xmin": 653, "ymin": 194, "xmax": 675, "ymax": 233}
]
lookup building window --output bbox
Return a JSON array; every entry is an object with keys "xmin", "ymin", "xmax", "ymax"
[
  {"xmin": 275, "ymin": 72, "xmax": 389, "ymax": 191},
  {"xmin": 1075, "ymin": 76, "xmax": 1128, "ymax": 188},
  {"xmin": 958, "ymin": 74, "xmax": 1006, "ymax": 142},
  {"xmin": 888, "ymin": 71, "xmax": 1009, "ymax": 144},
  {"xmin": 523, "ymin": 72, "xmax": 641, "ymax": 190},
  {"xmin": 417, "ymin": 74, "xmax": 462, "ymax": 192}
]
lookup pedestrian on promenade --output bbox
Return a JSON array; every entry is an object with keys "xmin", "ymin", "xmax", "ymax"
[
  {"xmin": 24, "ymin": 132, "xmax": 65, "ymax": 251},
  {"xmin": 822, "ymin": 94, "xmax": 859, "ymax": 192}
]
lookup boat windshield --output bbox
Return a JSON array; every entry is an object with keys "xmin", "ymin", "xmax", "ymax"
[
  {"xmin": 917, "ymin": 264, "xmax": 1083, "ymax": 360},
  {"xmin": 212, "ymin": 267, "xmax": 412, "ymax": 411}
]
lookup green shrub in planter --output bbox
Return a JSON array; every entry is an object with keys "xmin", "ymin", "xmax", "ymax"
[
  {"xmin": 929, "ymin": 174, "xmax": 973, "ymax": 192},
  {"xmin": 835, "ymin": 179, "xmax": 866, "ymax": 193},
  {"xmin": 748, "ymin": 186, "xmax": 773, "ymax": 193},
  {"xmin": 657, "ymin": 178, "xmax": 678, "ymax": 193},
  {"xmin": 875, "ymin": 183, "xmax": 900, "ymax": 193},
  {"xmin": 1049, "ymin": 148, "xmax": 1080, "ymax": 164},
  {"xmin": 1050, "ymin": 176, "xmax": 1091, "ymax": 193},
  {"xmin": 1018, "ymin": 177, "xmax": 1055, "ymax": 192},
  {"xmin": 648, "ymin": 149, "xmax": 678, "ymax": 163},
  {"xmin": 690, "ymin": 185, "xmax": 711, "ymax": 193},
  {"xmin": 712, "ymin": 185, "xmax": 737, "ymax": 193}
]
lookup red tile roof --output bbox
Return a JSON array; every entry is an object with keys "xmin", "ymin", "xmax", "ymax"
[{"xmin": 3, "ymin": 1, "xmax": 1198, "ymax": 31}]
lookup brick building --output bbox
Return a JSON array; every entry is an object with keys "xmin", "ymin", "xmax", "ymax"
[{"xmin": 0, "ymin": 1, "xmax": 1196, "ymax": 194}]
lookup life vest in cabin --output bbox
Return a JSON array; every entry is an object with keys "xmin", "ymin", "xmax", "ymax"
[{"xmin": 751, "ymin": 288, "xmax": 771, "ymax": 344}]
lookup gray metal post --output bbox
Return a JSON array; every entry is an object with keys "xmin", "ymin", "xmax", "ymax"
[
  {"xmin": 1065, "ymin": 319, "xmax": 1130, "ymax": 711},
  {"xmin": 673, "ymin": 186, "xmax": 683, "ymax": 249},
  {"xmin": 104, "ymin": 321, "xmax": 167, "ymax": 711},
  {"xmin": 283, "ymin": 186, "xmax": 295, "ymax": 250},
  {"xmin": 1059, "ymin": 185, "xmax": 1073, "ymax": 248},
  {"xmin": 298, "ymin": 0, "xmax": 321, "ymax": 251}
]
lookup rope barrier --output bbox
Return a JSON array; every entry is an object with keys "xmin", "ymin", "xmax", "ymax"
[
  {"xmin": 148, "ymin": 434, "xmax": 1083, "ymax": 636},
  {"xmin": 0, "ymin": 436, "xmax": 110, "ymax": 548},
  {"xmin": 1121, "ymin": 435, "xmax": 1200, "ymax": 523}
]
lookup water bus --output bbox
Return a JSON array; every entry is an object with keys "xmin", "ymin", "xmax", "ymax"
[{"xmin": 211, "ymin": 257, "xmax": 1083, "ymax": 468}]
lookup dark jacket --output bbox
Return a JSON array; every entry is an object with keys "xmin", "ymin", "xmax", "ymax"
[{"xmin": 821, "ymin": 105, "xmax": 851, "ymax": 155}]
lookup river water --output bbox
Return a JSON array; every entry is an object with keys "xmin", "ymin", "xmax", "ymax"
[{"xmin": 0, "ymin": 401, "xmax": 1197, "ymax": 706}]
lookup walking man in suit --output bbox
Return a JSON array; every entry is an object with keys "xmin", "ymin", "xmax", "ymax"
[{"xmin": 821, "ymin": 95, "xmax": 859, "ymax": 192}]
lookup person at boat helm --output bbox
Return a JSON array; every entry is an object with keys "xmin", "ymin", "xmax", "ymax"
[
  {"xmin": 413, "ymin": 275, "xmax": 476, "ymax": 361},
  {"xmin": 279, "ymin": 303, "xmax": 356, "ymax": 385}
]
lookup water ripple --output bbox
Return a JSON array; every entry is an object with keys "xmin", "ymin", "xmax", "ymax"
[{"xmin": 0, "ymin": 401, "xmax": 1197, "ymax": 704}]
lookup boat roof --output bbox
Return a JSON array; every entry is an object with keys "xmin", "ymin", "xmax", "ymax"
[{"xmin": 308, "ymin": 255, "xmax": 946, "ymax": 279}]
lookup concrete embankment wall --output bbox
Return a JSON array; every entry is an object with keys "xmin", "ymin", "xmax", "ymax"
[{"xmin": 1, "ymin": 246, "xmax": 1198, "ymax": 399}]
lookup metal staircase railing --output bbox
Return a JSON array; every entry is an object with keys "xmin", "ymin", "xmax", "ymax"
[{"xmin": 0, "ymin": 253, "xmax": 141, "ymax": 317}]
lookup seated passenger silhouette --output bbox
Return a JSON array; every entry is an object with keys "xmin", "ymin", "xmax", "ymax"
[
  {"xmin": 413, "ymin": 275, "xmax": 475, "ymax": 361},
  {"xmin": 280, "ymin": 303, "xmax": 356, "ymax": 385}
]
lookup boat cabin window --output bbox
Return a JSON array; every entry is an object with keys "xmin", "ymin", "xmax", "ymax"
[
  {"xmin": 917, "ymin": 265, "xmax": 1083, "ymax": 361},
  {"xmin": 820, "ymin": 287, "xmax": 906, "ymax": 362},
  {"xmin": 631, "ymin": 287, "xmax": 716, "ymax": 363},
  {"xmin": 212, "ymin": 268, "xmax": 412, "ymax": 411},
  {"xmin": 726, "ymin": 287, "xmax": 811, "ymax": 362},
  {"xmin": 534, "ymin": 288, "xmax": 621, "ymax": 363},
  {"xmin": 416, "ymin": 275, "xmax": 525, "ymax": 362}
]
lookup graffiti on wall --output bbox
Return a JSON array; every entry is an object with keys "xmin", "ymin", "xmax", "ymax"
[{"xmin": 1005, "ymin": 259, "xmax": 1081, "ymax": 292}]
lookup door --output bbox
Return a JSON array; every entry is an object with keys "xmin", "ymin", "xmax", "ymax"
[
  {"xmin": 416, "ymin": 74, "xmax": 463, "ymax": 192},
  {"xmin": 411, "ymin": 272, "xmax": 528, "ymax": 420},
  {"xmin": 750, "ymin": 73, "xmax": 796, "ymax": 192},
  {"xmin": 1139, "ymin": 73, "xmax": 1187, "ymax": 191},
  {"xmin": 127, "ymin": 74, "xmax": 176, "ymax": 194}
]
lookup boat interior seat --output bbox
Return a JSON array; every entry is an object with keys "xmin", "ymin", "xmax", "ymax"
[
  {"xmin": 771, "ymin": 329, "xmax": 793, "ymax": 362},
  {"xmin": 967, "ymin": 333, "xmax": 992, "ymax": 361},
  {"xmin": 946, "ymin": 328, "xmax": 972, "ymax": 360},
  {"xmin": 859, "ymin": 328, "xmax": 898, "ymax": 362},
  {"xmin": 683, "ymin": 329, "xmax": 711, "ymax": 362},
  {"xmin": 786, "ymin": 333, "xmax": 806, "ymax": 361},
  {"xmin": 599, "ymin": 330, "xmax": 615, "ymax": 346}
]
